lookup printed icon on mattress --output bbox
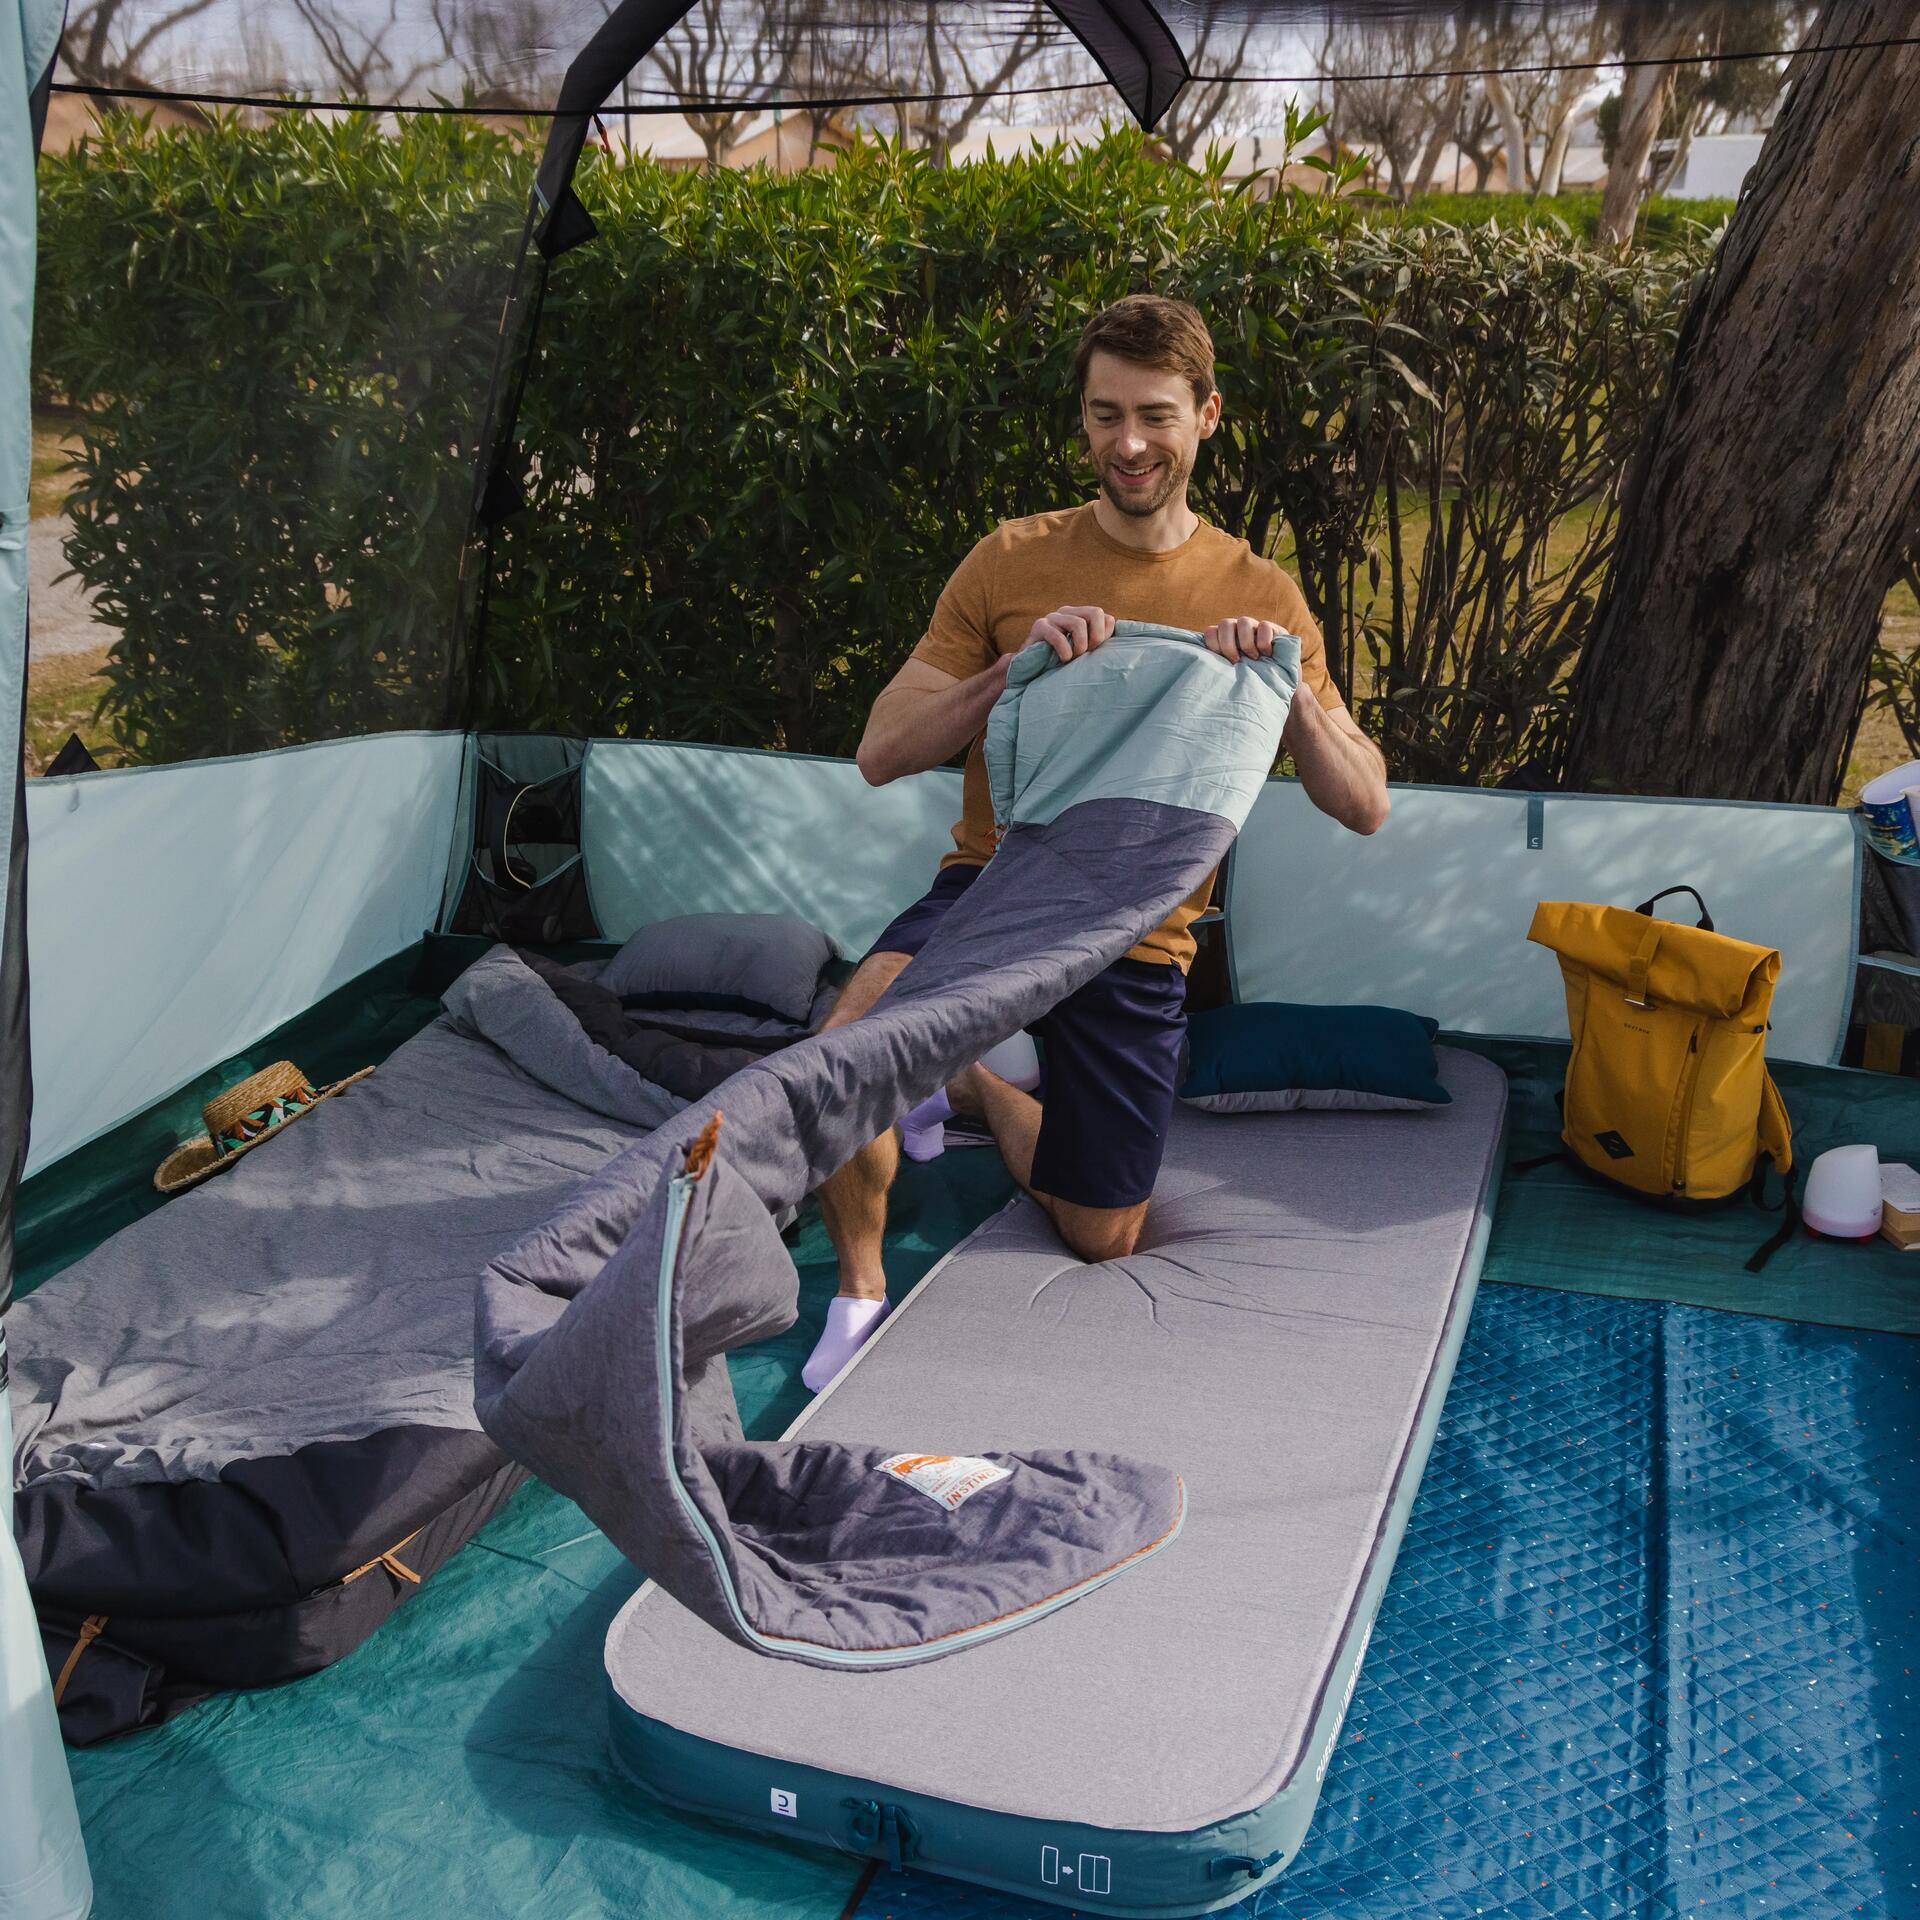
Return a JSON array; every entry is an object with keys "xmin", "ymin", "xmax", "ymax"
[
  {"xmin": 769, "ymin": 1788, "xmax": 797, "ymax": 1818},
  {"xmin": 1040, "ymin": 1846, "xmax": 1113, "ymax": 1895},
  {"xmin": 876, "ymin": 1453, "xmax": 1012, "ymax": 1511}
]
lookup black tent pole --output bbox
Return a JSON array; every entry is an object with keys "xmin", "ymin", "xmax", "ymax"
[
  {"xmin": 450, "ymin": 0, "xmax": 701, "ymax": 727},
  {"xmin": 1043, "ymin": 0, "xmax": 1190, "ymax": 130},
  {"xmin": 454, "ymin": 0, "xmax": 1192, "ymax": 721}
]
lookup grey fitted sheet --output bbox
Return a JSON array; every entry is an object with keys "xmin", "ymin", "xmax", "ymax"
[{"xmin": 606, "ymin": 1045, "xmax": 1508, "ymax": 1835}]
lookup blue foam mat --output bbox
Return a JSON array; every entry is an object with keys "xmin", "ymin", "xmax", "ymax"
[{"xmin": 849, "ymin": 1286, "xmax": 1920, "ymax": 1920}]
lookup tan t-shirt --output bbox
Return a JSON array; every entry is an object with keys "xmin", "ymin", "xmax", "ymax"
[{"xmin": 910, "ymin": 502, "xmax": 1347, "ymax": 970}]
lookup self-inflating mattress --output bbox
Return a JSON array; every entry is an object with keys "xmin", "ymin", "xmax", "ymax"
[{"xmin": 605, "ymin": 1044, "xmax": 1508, "ymax": 1916}]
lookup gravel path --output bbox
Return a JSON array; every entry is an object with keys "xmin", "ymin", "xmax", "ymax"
[{"xmin": 27, "ymin": 514, "xmax": 109, "ymax": 661}]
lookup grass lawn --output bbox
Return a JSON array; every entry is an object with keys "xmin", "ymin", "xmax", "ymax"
[
  {"xmin": 25, "ymin": 643, "xmax": 117, "ymax": 777},
  {"xmin": 1274, "ymin": 488, "xmax": 1919, "ymax": 805}
]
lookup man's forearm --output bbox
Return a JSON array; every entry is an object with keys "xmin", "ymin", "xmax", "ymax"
[
  {"xmin": 1286, "ymin": 695, "xmax": 1390, "ymax": 834},
  {"xmin": 856, "ymin": 663, "xmax": 1007, "ymax": 786}
]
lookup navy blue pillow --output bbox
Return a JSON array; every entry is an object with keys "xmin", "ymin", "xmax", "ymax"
[{"xmin": 1180, "ymin": 1002, "xmax": 1451, "ymax": 1112}]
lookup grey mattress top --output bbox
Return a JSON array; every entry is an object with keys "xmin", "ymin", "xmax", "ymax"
[{"xmin": 606, "ymin": 1045, "xmax": 1508, "ymax": 1834}]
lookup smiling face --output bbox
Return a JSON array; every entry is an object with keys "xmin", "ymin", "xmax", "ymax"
[{"xmin": 1079, "ymin": 350, "xmax": 1221, "ymax": 521}]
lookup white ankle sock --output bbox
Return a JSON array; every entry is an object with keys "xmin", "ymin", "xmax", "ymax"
[
  {"xmin": 900, "ymin": 1088, "xmax": 951, "ymax": 1163},
  {"xmin": 802, "ymin": 1295, "xmax": 891, "ymax": 1392},
  {"xmin": 900, "ymin": 1034, "xmax": 1039, "ymax": 1165}
]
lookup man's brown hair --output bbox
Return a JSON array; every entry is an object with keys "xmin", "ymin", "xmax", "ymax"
[{"xmin": 1073, "ymin": 295, "xmax": 1216, "ymax": 407}]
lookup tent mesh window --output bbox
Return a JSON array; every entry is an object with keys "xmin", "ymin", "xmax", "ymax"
[{"xmin": 448, "ymin": 735, "xmax": 601, "ymax": 944}]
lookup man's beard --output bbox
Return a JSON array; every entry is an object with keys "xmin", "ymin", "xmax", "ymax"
[{"xmin": 1096, "ymin": 448, "xmax": 1189, "ymax": 518}]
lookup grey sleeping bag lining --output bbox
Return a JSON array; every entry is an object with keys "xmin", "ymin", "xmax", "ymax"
[{"xmin": 473, "ymin": 624, "xmax": 1302, "ymax": 1668}]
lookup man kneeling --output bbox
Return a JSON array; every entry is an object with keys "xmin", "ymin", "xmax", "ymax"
[{"xmin": 802, "ymin": 294, "xmax": 1388, "ymax": 1392}]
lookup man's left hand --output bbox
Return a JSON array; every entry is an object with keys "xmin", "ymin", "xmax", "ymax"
[{"xmin": 1202, "ymin": 617, "xmax": 1278, "ymax": 662}]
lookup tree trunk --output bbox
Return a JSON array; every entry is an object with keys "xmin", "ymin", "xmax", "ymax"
[
  {"xmin": 1596, "ymin": 20, "xmax": 1684, "ymax": 247},
  {"xmin": 1410, "ymin": 72, "xmax": 1467, "ymax": 198},
  {"xmin": 690, "ymin": 109, "xmax": 744, "ymax": 171},
  {"xmin": 1536, "ymin": 106, "xmax": 1575, "ymax": 197},
  {"xmin": 1563, "ymin": 1, "xmax": 1920, "ymax": 804},
  {"xmin": 1483, "ymin": 71, "xmax": 1530, "ymax": 193},
  {"xmin": 1650, "ymin": 112, "xmax": 1697, "ymax": 198}
]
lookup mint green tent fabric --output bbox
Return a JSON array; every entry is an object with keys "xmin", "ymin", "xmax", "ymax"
[
  {"xmin": 1, "ymin": 0, "xmax": 65, "ymax": 904},
  {"xmin": 6, "ymin": 15, "xmax": 99, "ymax": 1920}
]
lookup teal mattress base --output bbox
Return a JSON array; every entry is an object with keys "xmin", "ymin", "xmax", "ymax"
[{"xmin": 605, "ymin": 1085, "xmax": 1503, "ymax": 1917}]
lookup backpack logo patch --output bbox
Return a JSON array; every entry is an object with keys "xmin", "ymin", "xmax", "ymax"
[{"xmin": 1594, "ymin": 1130, "xmax": 1635, "ymax": 1160}]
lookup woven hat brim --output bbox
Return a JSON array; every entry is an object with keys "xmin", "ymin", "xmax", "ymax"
[{"xmin": 153, "ymin": 1067, "xmax": 374, "ymax": 1194}]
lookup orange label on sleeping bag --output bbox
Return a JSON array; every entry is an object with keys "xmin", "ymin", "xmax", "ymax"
[{"xmin": 878, "ymin": 1453, "xmax": 1012, "ymax": 1512}]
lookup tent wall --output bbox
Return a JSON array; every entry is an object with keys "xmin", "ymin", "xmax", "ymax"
[
  {"xmin": 582, "ymin": 739, "xmax": 962, "ymax": 958},
  {"xmin": 1229, "ymin": 784, "xmax": 1858, "ymax": 1066},
  {"xmin": 12, "ymin": 734, "xmax": 1864, "ymax": 1186},
  {"xmin": 581, "ymin": 743, "xmax": 1858, "ymax": 1067},
  {"xmin": 24, "ymin": 732, "xmax": 465, "ymax": 1175},
  {"xmin": 3, "ymin": 0, "xmax": 67, "ymax": 1315}
]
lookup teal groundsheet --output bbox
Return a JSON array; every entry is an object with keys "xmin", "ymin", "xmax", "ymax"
[{"xmin": 19, "ymin": 952, "xmax": 1920, "ymax": 1917}]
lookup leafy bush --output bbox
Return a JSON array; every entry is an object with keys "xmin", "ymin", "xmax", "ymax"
[
  {"xmin": 36, "ymin": 112, "xmax": 522, "ymax": 759},
  {"xmin": 1386, "ymin": 190, "xmax": 1739, "ymax": 248},
  {"xmin": 38, "ymin": 114, "xmax": 1708, "ymax": 780}
]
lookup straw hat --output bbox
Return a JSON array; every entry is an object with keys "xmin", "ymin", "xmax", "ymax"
[{"xmin": 153, "ymin": 1061, "xmax": 373, "ymax": 1194}]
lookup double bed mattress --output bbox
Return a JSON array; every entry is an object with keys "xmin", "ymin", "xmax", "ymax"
[{"xmin": 605, "ymin": 1044, "xmax": 1508, "ymax": 1916}]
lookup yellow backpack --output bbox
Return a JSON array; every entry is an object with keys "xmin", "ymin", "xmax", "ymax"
[{"xmin": 1527, "ymin": 888, "xmax": 1793, "ymax": 1206}]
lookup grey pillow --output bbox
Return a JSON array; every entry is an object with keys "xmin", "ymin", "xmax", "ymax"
[{"xmin": 602, "ymin": 913, "xmax": 838, "ymax": 1025}]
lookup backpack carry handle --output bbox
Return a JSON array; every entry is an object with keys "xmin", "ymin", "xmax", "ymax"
[{"xmin": 1634, "ymin": 885, "xmax": 1714, "ymax": 932}]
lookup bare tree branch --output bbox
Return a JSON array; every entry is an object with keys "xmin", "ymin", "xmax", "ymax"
[
  {"xmin": 285, "ymin": 0, "xmax": 435, "ymax": 101},
  {"xmin": 1317, "ymin": 14, "xmax": 1479, "ymax": 201},
  {"xmin": 1155, "ymin": 0, "xmax": 1261, "ymax": 167},
  {"xmin": 646, "ymin": 0, "xmax": 782, "ymax": 169},
  {"xmin": 63, "ymin": 0, "xmax": 223, "ymax": 90}
]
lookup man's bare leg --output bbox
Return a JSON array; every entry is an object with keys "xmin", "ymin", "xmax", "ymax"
[
  {"xmin": 813, "ymin": 951, "xmax": 912, "ymax": 1302},
  {"xmin": 948, "ymin": 1064, "xmax": 1149, "ymax": 1263},
  {"xmin": 802, "ymin": 951, "xmax": 918, "ymax": 1391}
]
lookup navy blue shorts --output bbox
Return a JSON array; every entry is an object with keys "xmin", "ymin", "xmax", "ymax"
[{"xmin": 869, "ymin": 863, "xmax": 1188, "ymax": 1211}]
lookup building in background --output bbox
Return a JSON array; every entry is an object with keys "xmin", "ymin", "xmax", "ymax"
[{"xmin": 1657, "ymin": 130, "xmax": 1765, "ymax": 199}]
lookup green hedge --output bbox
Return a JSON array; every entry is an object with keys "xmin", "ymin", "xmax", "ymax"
[
  {"xmin": 1384, "ymin": 189, "xmax": 1739, "ymax": 248},
  {"xmin": 37, "ymin": 114, "xmax": 521, "ymax": 757},
  {"xmin": 36, "ymin": 115, "xmax": 1707, "ymax": 781}
]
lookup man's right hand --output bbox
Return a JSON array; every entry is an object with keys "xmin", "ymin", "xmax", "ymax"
[{"xmin": 1030, "ymin": 606, "xmax": 1115, "ymax": 663}]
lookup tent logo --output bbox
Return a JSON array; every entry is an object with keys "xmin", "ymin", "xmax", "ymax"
[
  {"xmin": 770, "ymin": 1788, "xmax": 797, "ymax": 1818},
  {"xmin": 1595, "ymin": 1130, "xmax": 1635, "ymax": 1160}
]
